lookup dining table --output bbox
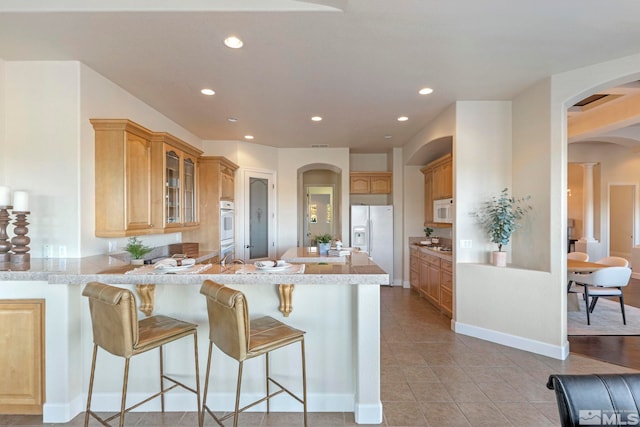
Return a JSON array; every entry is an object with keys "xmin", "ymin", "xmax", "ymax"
[{"xmin": 567, "ymin": 259, "xmax": 609, "ymax": 273}]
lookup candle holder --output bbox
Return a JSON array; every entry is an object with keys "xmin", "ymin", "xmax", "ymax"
[
  {"xmin": 0, "ymin": 206, "xmax": 12, "ymax": 262},
  {"xmin": 10, "ymin": 211, "xmax": 30, "ymax": 264}
]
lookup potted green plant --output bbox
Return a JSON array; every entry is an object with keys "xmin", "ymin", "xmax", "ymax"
[
  {"xmin": 424, "ymin": 227, "xmax": 433, "ymax": 238},
  {"xmin": 125, "ymin": 236, "xmax": 153, "ymax": 265},
  {"xmin": 477, "ymin": 188, "xmax": 532, "ymax": 266},
  {"xmin": 315, "ymin": 233, "xmax": 332, "ymax": 255}
]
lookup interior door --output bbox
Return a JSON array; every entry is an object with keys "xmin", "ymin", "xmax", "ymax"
[
  {"xmin": 243, "ymin": 170, "xmax": 275, "ymax": 262},
  {"xmin": 610, "ymin": 185, "xmax": 635, "ymax": 262}
]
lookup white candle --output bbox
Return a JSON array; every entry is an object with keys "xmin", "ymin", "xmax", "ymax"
[
  {"xmin": 0, "ymin": 186, "xmax": 9, "ymax": 206},
  {"xmin": 13, "ymin": 191, "xmax": 29, "ymax": 212}
]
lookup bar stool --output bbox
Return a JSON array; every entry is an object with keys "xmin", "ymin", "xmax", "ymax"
[
  {"xmin": 199, "ymin": 280, "xmax": 307, "ymax": 427},
  {"xmin": 82, "ymin": 281, "xmax": 202, "ymax": 427}
]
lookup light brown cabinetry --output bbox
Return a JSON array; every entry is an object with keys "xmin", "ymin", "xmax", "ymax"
[
  {"xmin": 440, "ymin": 259, "xmax": 453, "ymax": 317},
  {"xmin": 420, "ymin": 153, "xmax": 452, "ymax": 227},
  {"xmin": 182, "ymin": 156, "xmax": 238, "ymax": 251},
  {"xmin": 92, "ymin": 119, "xmax": 203, "ymax": 237},
  {"xmin": 411, "ymin": 246, "xmax": 452, "ymax": 318},
  {"xmin": 92, "ymin": 119, "xmax": 155, "ymax": 237},
  {"xmin": 0, "ymin": 300, "xmax": 45, "ymax": 414},
  {"xmin": 349, "ymin": 172, "xmax": 392, "ymax": 194},
  {"xmin": 409, "ymin": 248, "xmax": 420, "ymax": 290},
  {"xmin": 151, "ymin": 133, "xmax": 203, "ymax": 232}
]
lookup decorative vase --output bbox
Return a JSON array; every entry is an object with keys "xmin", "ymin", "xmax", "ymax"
[
  {"xmin": 318, "ymin": 242, "xmax": 330, "ymax": 255},
  {"xmin": 131, "ymin": 258, "xmax": 145, "ymax": 265},
  {"xmin": 492, "ymin": 251, "xmax": 507, "ymax": 267}
]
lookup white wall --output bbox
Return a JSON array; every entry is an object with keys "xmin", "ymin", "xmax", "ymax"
[
  {"xmin": 5, "ymin": 61, "xmax": 81, "ymax": 257},
  {"xmin": 0, "ymin": 58, "xmax": 5, "ymax": 180}
]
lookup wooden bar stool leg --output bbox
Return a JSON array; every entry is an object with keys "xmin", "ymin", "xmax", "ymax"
[
  {"xmin": 120, "ymin": 358, "xmax": 131, "ymax": 427},
  {"xmin": 84, "ymin": 344, "xmax": 98, "ymax": 427}
]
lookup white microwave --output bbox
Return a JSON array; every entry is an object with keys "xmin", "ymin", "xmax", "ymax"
[{"xmin": 433, "ymin": 198, "xmax": 453, "ymax": 223}]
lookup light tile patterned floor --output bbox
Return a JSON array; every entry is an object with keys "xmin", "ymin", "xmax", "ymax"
[{"xmin": 2, "ymin": 286, "xmax": 637, "ymax": 426}]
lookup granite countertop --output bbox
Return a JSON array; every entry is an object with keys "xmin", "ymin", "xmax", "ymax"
[
  {"xmin": 0, "ymin": 249, "xmax": 388, "ymax": 286},
  {"xmin": 410, "ymin": 243, "xmax": 453, "ymax": 260}
]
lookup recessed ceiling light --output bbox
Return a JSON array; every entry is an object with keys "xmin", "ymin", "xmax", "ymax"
[
  {"xmin": 244, "ymin": 135, "xmax": 254, "ymax": 140},
  {"xmin": 224, "ymin": 36, "xmax": 244, "ymax": 49},
  {"xmin": 397, "ymin": 116, "xmax": 409, "ymax": 122},
  {"xmin": 311, "ymin": 116, "xmax": 322, "ymax": 122},
  {"xmin": 200, "ymin": 88, "xmax": 215, "ymax": 96},
  {"xmin": 384, "ymin": 135, "xmax": 393, "ymax": 139},
  {"xmin": 227, "ymin": 117, "xmax": 238, "ymax": 122},
  {"xmin": 418, "ymin": 87, "xmax": 434, "ymax": 95}
]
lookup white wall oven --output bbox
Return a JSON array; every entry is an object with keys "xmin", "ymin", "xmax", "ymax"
[{"xmin": 220, "ymin": 201, "xmax": 235, "ymax": 243}]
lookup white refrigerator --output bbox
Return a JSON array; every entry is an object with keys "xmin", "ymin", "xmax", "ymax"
[{"xmin": 350, "ymin": 205, "xmax": 393, "ymax": 284}]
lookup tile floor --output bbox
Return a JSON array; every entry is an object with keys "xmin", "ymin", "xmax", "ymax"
[{"xmin": 2, "ymin": 286, "xmax": 637, "ymax": 426}]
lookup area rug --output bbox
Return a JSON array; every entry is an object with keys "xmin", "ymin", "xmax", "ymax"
[{"xmin": 568, "ymin": 297, "xmax": 640, "ymax": 336}]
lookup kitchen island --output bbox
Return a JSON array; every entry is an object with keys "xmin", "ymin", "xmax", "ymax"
[{"xmin": 0, "ymin": 250, "xmax": 386, "ymax": 424}]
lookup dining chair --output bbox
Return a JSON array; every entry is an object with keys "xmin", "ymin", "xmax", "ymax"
[
  {"xmin": 567, "ymin": 252, "xmax": 589, "ymax": 261},
  {"xmin": 567, "ymin": 266, "xmax": 632, "ymax": 325},
  {"xmin": 199, "ymin": 279, "xmax": 307, "ymax": 427},
  {"xmin": 566, "ymin": 252, "xmax": 590, "ymax": 293},
  {"xmin": 595, "ymin": 256, "xmax": 629, "ymax": 267},
  {"xmin": 82, "ymin": 282, "xmax": 201, "ymax": 427}
]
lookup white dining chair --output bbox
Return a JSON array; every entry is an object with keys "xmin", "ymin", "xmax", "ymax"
[
  {"xmin": 568, "ymin": 266, "xmax": 632, "ymax": 325},
  {"xmin": 567, "ymin": 252, "xmax": 590, "ymax": 293}
]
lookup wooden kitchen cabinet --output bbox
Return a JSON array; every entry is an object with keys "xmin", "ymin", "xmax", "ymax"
[
  {"xmin": 92, "ymin": 119, "xmax": 156, "ymax": 237},
  {"xmin": 92, "ymin": 119, "xmax": 204, "ymax": 237},
  {"xmin": 412, "ymin": 245, "xmax": 452, "ymax": 318},
  {"xmin": 151, "ymin": 132, "xmax": 203, "ymax": 232},
  {"xmin": 182, "ymin": 156, "xmax": 239, "ymax": 251},
  {"xmin": 349, "ymin": 172, "xmax": 392, "ymax": 194},
  {"xmin": 0, "ymin": 300, "xmax": 45, "ymax": 414},
  {"xmin": 410, "ymin": 248, "xmax": 420, "ymax": 291},
  {"xmin": 420, "ymin": 153, "xmax": 452, "ymax": 227},
  {"xmin": 440, "ymin": 259, "xmax": 453, "ymax": 317}
]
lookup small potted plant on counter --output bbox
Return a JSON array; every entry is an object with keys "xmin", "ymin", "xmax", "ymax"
[
  {"xmin": 125, "ymin": 236, "xmax": 153, "ymax": 265},
  {"xmin": 477, "ymin": 188, "xmax": 532, "ymax": 267},
  {"xmin": 315, "ymin": 233, "xmax": 332, "ymax": 255}
]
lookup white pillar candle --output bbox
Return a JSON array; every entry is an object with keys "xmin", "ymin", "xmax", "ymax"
[
  {"xmin": 13, "ymin": 191, "xmax": 29, "ymax": 211},
  {"xmin": 0, "ymin": 186, "xmax": 10, "ymax": 206}
]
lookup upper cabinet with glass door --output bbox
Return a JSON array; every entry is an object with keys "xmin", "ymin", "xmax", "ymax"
[{"xmin": 151, "ymin": 132, "xmax": 203, "ymax": 232}]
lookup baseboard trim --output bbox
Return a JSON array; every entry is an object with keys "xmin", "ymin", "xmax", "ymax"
[
  {"xmin": 454, "ymin": 321, "xmax": 569, "ymax": 360},
  {"xmin": 43, "ymin": 395, "xmax": 84, "ymax": 423}
]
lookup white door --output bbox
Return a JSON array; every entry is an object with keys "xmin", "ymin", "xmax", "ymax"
[
  {"xmin": 610, "ymin": 185, "xmax": 634, "ymax": 262},
  {"xmin": 243, "ymin": 170, "xmax": 275, "ymax": 262}
]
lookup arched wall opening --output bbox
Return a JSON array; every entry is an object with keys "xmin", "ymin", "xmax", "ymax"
[{"xmin": 296, "ymin": 163, "xmax": 343, "ymax": 248}]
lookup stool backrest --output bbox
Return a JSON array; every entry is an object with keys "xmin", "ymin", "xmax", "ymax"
[
  {"xmin": 82, "ymin": 281, "xmax": 139, "ymax": 358},
  {"xmin": 595, "ymin": 256, "xmax": 629, "ymax": 267},
  {"xmin": 200, "ymin": 280, "xmax": 249, "ymax": 361}
]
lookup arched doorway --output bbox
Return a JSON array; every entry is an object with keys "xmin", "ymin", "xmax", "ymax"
[{"xmin": 297, "ymin": 164, "xmax": 342, "ymax": 247}]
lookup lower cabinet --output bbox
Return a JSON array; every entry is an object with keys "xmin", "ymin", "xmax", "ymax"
[
  {"xmin": 411, "ymin": 246, "xmax": 453, "ymax": 318},
  {"xmin": 0, "ymin": 300, "xmax": 45, "ymax": 414}
]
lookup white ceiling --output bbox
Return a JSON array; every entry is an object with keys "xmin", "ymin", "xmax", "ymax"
[{"xmin": 2, "ymin": 0, "xmax": 640, "ymax": 153}]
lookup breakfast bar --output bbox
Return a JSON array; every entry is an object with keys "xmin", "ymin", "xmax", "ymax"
[{"xmin": 0, "ymin": 250, "xmax": 387, "ymax": 424}]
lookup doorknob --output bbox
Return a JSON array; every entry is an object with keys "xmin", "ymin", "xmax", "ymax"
[{"xmin": 245, "ymin": 244, "xmax": 254, "ymax": 248}]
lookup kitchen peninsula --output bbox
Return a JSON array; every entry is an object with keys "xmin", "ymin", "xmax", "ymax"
[{"xmin": 0, "ymin": 250, "xmax": 386, "ymax": 424}]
